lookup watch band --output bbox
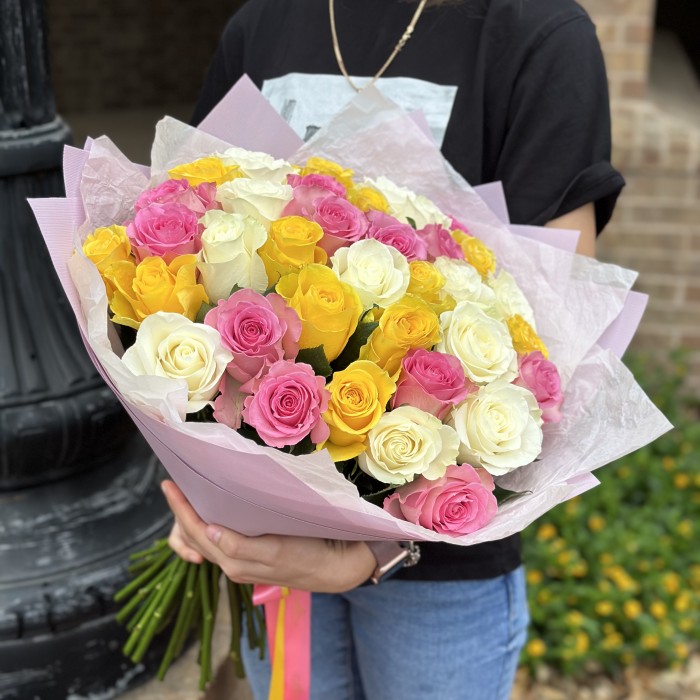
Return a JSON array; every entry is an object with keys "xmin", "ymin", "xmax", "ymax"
[{"xmin": 365, "ymin": 541, "xmax": 421, "ymax": 584}]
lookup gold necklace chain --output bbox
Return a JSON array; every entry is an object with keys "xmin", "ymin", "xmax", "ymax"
[{"xmin": 329, "ymin": 0, "xmax": 429, "ymax": 92}]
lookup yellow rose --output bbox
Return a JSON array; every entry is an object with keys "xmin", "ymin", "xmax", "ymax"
[
  {"xmin": 360, "ymin": 295, "xmax": 441, "ymax": 378},
  {"xmin": 321, "ymin": 360, "xmax": 396, "ymax": 461},
  {"xmin": 104, "ymin": 255, "xmax": 209, "ymax": 330},
  {"xmin": 275, "ymin": 264, "xmax": 363, "ymax": 361},
  {"xmin": 82, "ymin": 225, "xmax": 133, "ymax": 297},
  {"xmin": 507, "ymin": 314, "xmax": 549, "ymax": 358},
  {"xmin": 452, "ymin": 230, "xmax": 496, "ymax": 278},
  {"xmin": 168, "ymin": 157, "xmax": 242, "ymax": 187},
  {"xmin": 407, "ymin": 260, "xmax": 455, "ymax": 315},
  {"xmin": 300, "ymin": 156, "xmax": 355, "ymax": 190},
  {"xmin": 258, "ymin": 216, "xmax": 327, "ymax": 285},
  {"xmin": 347, "ymin": 185, "xmax": 390, "ymax": 213}
]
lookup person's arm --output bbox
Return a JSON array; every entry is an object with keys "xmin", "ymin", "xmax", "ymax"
[
  {"xmin": 489, "ymin": 13, "xmax": 624, "ymax": 234},
  {"xmin": 546, "ymin": 202, "xmax": 596, "ymax": 257},
  {"xmin": 162, "ymin": 480, "xmax": 376, "ymax": 593}
]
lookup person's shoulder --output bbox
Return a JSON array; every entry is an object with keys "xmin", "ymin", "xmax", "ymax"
[{"xmin": 483, "ymin": 0, "xmax": 593, "ymax": 46}]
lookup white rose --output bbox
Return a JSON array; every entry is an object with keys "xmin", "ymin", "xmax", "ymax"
[
  {"xmin": 331, "ymin": 239, "xmax": 409, "ymax": 309},
  {"xmin": 364, "ymin": 176, "xmax": 451, "ymax": 229},
  {"xmin": 358, "ymin": 405, "xmax": 459, "ymax": 485},
  {"xmin": 488, "ymin": 270, "xmax": 537, "ymax": 329},
  {"xmin": 448, "ymin": 380, "xmax": 543, "ymax": 476},
  {"xmin": 218, "ymin": 146, "xmax": 295, "ymax": 183},
  {"xmin": 216, "ymin": 178, "xmax": 293, "ymax": 229},
  {"xmin": 122, "ymin": 312, "xmax": 233, "ymax": 413},
  {"xmin": 197, "ymin": 210, "xmax": 268, "ymax": 301},
  {"xmin": 438, "ymin": 301, "xmax": 518, "ymax": 384},
  {"xmin": 433, "ymin": 256, "xmax": 496, "ymax": 308}
]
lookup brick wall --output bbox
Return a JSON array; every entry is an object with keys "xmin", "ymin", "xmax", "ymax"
[
  {"xmin": 580, "ymin": 0, "xmax": 656, "ymax": 100},
  {"xmin": 579, "ymin": 0, "xmax": 700, "ymax": 390}
]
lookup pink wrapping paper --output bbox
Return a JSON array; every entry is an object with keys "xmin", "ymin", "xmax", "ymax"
[{"xmin": 28, "ymin": 76, "xmax": 671, "ymax": 545}]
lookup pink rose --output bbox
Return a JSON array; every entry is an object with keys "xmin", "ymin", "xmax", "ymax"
[
  {"xmin": 242, "ymin": 361, "xmax": 330, "ymax": 448},
  {"xmin": 289, "ymin": 173, "xmax": 346, "ymax": 199},
  {"xmin": 127, "ymin": 202, "xmax": 201, "ymax": 262},
  {"xmin": 384, "ymin": 464, "xmax": 497, "ymax": 535},
  {"xmin": 514, "ymin": 352, "xmax": 563, "ymax": 423},
  {"xmin": 366, "ymin": 211, "xmax": 427, "ymax": 262},
  {"xmin": 134, "ymin": 179, "xmax": 220, "ymax": 215},
  {"xmin": 282, "ymin": 173, "xmax": 347, "ymax": 218},
  {"xmin": 311, "ymin": 195, "xmax": 369, "ymax": 256},
  {"xmin": 213, "ymin": 374, "xmax": 247, "ymax": 430},
  {"xmin": 417, "ymin": 223, "xmax": 464, "ymax": 261},
  {"xmin": 287, "ymin": 173, "xmax": 347, "ymax": 196},
  {"xmin": 391, "ymin": 349, "xmax": 470, "ymax": 420},
  {"xmin": 449, "ymin": 216, "xmax": 471, "ymax": 235},
  {"xmin": 204, "ymin": 290, "xmax": 301, "ymax": 392}
]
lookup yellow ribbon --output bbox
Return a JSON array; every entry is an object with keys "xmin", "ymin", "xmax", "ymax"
[{"xmin": 269, "ymin": 586, "xmax": 289, "ymax": 700}]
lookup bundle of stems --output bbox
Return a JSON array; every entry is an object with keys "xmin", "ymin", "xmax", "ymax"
[{"xmin": 114, "ymin": 539, "xmax": 266, "ymax": 690}]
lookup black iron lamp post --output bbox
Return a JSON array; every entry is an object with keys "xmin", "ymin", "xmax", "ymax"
[{"xmin": 0, "ymin": 1, "xmax": 173, "ymax": 696}]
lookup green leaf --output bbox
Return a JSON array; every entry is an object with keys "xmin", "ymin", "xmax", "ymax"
[
  {"xmin": 406, "ymin": 216, "xmax": 417, "ymax": 230},
  {"xmin": 296, "ymin": 345, "xmax": 333, "ymax": 377},
  {"xmin": 186, "ymin": 404, "xmax": 215, "ymax": 423},
  {"xmin": 227, "ymin": 284, "xmax": 244, "ymax": 297},
  {"xmin": 493, "ymin": 485, "xmax": 531, "ymax": 506},
  {"xmin": 287, "ymin": 435, "xmax": 316, "ymax": 456},
  {"xmin": 361, "ymin": 484, "xmax": 395, "ymax": 507},
  {"xmin": 195, "ymin": 301, "xmax": 216, "ymax": 324},
  {"xmin": 237, "ymin": 422, "xmax": 268, "ymax": 448},
  {"xmin": 331, "ymin": 321, "xmax": 379, "ymax": 372}
]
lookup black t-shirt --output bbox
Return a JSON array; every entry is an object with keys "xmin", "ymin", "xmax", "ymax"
[{"xmin": 192, "ymin": 0, "xmax": 625, "ymax": 581}]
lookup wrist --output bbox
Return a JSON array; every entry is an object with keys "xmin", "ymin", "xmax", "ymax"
[{"xmin": 364, "ymin": 541, "xmax": 421, "ymax": 584}]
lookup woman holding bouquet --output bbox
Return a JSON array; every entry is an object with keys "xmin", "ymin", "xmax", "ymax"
[{"xmin": 164, "ymin": 0, "xmax": 624, "ymax": 697}]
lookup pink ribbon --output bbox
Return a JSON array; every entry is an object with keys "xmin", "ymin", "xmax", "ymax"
[{"xmin": 252, "ymin": 585, "xmax": 311, "ymax": 700}]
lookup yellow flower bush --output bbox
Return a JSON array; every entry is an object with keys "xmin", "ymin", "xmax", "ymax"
[{"xmin": 520, "ymin": 353, "xmax": 700, "ymax": 679}]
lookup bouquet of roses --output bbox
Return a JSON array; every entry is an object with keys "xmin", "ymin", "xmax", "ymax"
[{"xmin": 31, "ymin": 77, "xmax": 671, "ymax": 691}]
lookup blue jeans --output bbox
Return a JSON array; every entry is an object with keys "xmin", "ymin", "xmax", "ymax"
[{"xmin": 241, "ymin": 566, "xmax": 529, "ymax": 700}]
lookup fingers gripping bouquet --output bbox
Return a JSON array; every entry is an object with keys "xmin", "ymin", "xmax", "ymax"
[{"xmin": 31, "ymin": 78, "xmax": 670, "ymax": 690}]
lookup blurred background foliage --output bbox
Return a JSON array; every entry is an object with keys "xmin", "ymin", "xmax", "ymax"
[{"xmin": 521, "ymin": 349, "xmax": 700, "ymax": 677}]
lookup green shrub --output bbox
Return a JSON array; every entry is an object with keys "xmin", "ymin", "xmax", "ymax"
[{"xmin": 521, "ymin": 349, "xmax": 700, "ymax": 676}]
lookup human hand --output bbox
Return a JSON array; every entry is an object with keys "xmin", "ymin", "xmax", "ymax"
[{"xmin": 161, "ymin": 480, "xmax": 377, "ymax": 593}]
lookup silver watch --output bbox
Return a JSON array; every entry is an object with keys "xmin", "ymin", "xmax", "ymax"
[{"xmin": 365, "ymin": 541, "xmax": 421, "ymax": 584}]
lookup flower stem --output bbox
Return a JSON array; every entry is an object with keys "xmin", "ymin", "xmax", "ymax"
[
  {"xmin": 115, "ymin": 547, "xmax": 172, "ymax": 603},
  {"xmin": 117, "ymin": 563, "xmax": 173, "ymax": 626},
  {"xmin": 226, "ymin": 579, "xmax": 245, "ymax": 678},
  {"xmin": 198, "ymin": 562, "xmax": 214, "ymax": 691},
  {"xmin": 131, "ymin": 557, "xmax": 188, "ymax": 664},
  {"xmin": 156, "ymin": 561, "xmax": 199, "ymax": 680}
]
